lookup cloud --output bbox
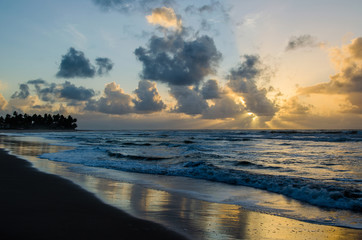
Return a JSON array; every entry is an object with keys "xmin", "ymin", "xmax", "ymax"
[
  {"xmin": 348, "ymin": 37, "xmax": 362, "ymax": 59},
  {"xmin": 281, "ymin": 97, "xmax": 312, "ymax": 115},
  {"xmin": 286, "ymin": 34, "xmax": 324, "ymax": 51},
  {"xmin": 9, "ymin": 78, "xmax": 166, "ymax": 117},
  {"xmin": 56, "ymin": 47, "xmax": 96, "ymax": 78},
  {"xmin": 0, "ymin": 93, "xmax": 7, "ymax": 111},
  {"xmin": 271, "ymin": 95, "xmax": 362, "ymax": 129},
  {"xmin": 92, "ymin": 0, "xmax": 174, "ymax": 13},
  {"xmin": 227, "ymin": 55, "xmax": 278, "ymax": 117},
  {"xmin": 36, "ymin": 83, "xmax": 58, "ymax": 102},
  {"xmin": 92, "ymin": 0, "xmax": 139, "ymax": 13},
  {"xmin": 169, "ymin": 86, "xmax": 208, "ymax": 115},
  {"xmin": 133, "ymin": 80, "xmax": 165, "ymax": 113},
  {"xmin": 60, "ymin": 81, "xmax": 96, "ymax": 101},
  {"xmin": 86, "ymin": 82, "xmax": 134, "ymax": 115},
  {"xmin": 202, "ymin": 95, "xmax": 245, "ymax": 119},
  {"xmin": 26, "ymin": 79, "xmax": 52, "ymax": 101},
  {"xmin": 56, "ymin": 47, "xmax": 113, "ymax": 78},
  {"xmin": 95, "ymin": 57, "xmax": 114, "ymax": 75},
  {"xmin": 134, "ymin": 33, "xmax": 222, "ymax": 86},
  {"xmin": 201, "ymin": 79, "xmax": 221, "ymax": 99},
  {"xmin": 183, "ymin": 1, "xmax": 229, "ymax": 35},
  {"xmin": 184, "ymin": 1, "xmax": 229, "ymax": 20},
  {"xmin": 86, "ymin": 80, "xmax": 166, "ymax": 115},
  {"xmin": 27, "ymin": 79, "xmax": 47, "ymax": 85},
  {"xmin": 11, "ymin": 84, "xmax": 30, "ymax": 99},
  {"xmin": 146, "ymin": 7, "xmax": 182, "ymax": 31},
  {"xmin": 11, "ymin": 79, "xmax": 96, "ymax": 106},
  {"xmin": 7, "ymin": 93, "xmax": 42, "ymax": 114},
  {"xmin": 298, "ymin": 37, "xmax": 362, "ymax": 113},
  {"xmin": 169, "ymin": 82, "xmax": 249, "ymax": 120}
]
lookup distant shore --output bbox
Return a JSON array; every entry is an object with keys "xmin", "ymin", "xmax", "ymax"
[
  {"xmin": 0, "ymin": 148, "xmax": 187, "ymax": 240},
  {"xmin": 0, "ymin": 129, "xmax": 78, "ymax": 133}
]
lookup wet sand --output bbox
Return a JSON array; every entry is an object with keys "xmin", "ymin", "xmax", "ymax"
[
  {"xmin": 0, "ymin": 134, "xmax": 361, "ymax": 240},
  {"xmin": 0, "ymin": 149, "xmax": 187, "ymax": 240}
]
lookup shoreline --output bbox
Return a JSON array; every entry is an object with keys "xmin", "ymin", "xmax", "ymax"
[
  {"xmin": 0, "ymin": 133, "xmax": 361, "ymax": 239},
  {"xmin": 0, "ymin": 148, "xmax": 187, "ymax": 239}
]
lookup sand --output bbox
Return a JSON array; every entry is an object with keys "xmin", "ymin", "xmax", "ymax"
[{"xmin": 0, "ymin": 149, "xmax": 187, "ymax": 240}]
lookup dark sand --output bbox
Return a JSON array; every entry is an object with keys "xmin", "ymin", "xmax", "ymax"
[{"xmin": 0, "ymin": 149, "xmax": 187, "ymax": 240}]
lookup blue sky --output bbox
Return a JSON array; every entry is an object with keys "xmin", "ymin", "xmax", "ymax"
[{"xmin": 1, "ymin": 0, "xmax": 362, "ymax": 129}]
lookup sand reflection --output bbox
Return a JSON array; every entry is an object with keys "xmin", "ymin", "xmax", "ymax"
[{"xmin": 0, "ymin": 135, "xmax": 360, "ymax": 240}]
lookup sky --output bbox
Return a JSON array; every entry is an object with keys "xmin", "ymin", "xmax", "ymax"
[{"xmin": 0, "ymin": 0, "xmax": 362, "ymax": 130}]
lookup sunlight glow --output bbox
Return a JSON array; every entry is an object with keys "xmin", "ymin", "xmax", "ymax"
[{"xmin": 237, "ymin": 97, "xmax": 246, "ymax": 107}]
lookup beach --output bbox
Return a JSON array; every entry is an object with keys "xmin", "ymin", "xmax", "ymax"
[
  {"xmin": 0, "ymin": 133, "xmax": 361, "ymax": 240},
  {"xmin": 0, "ymin": 148, "xmax": 187, "ymax": 240}
]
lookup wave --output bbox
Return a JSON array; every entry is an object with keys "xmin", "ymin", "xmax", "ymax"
[
  {"xmin": 233, "ymin": 160, "xmax": 282, "ymax": 170},
  {"xmin": 269, "ymin": 130, "xmax": 359, "ymax": 135},
  {"xmin": 206, "ymin": 137, "xmax": 254, "ymax": 142},
  {"xmin": 266, "ymin": 130, "xmax": 362, "ymax": 142},
  {"xmin": 234, "ymin": 160, "xmax": 256, "ymax": 166},
  {"xmin": 40, "ymin": 148, "xmax": 362, "ymax": 213},
  {"xmin": 107, "ymin": 150, "xmax": 171, "ymax": 161},
  {"xmin": 32, "ymin": 129, "xmax": 361, "ymax": 215},
  {"xmin": 122, "ymin": 142, "xmax": 152, "ymax": 146},
  {"xmin": 174, "ymin": 162, "xmax": 362, "ymax": 212}
]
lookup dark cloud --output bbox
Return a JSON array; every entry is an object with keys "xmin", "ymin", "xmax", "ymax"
[
  {"xmin": 11, "ymin": 84, "xmax": 30, "ymax": 99},
  {"xmin": 56, "ymin": 48, "xmax": 96, "ymax": 78},
  {"xmin": 60, "ymin": 81, "xmax": 96, "ymax": 101},
  {"xmin": 36, "ymin": 83, "xmax": 57, "ymax": 102},
  {"xmin": 95, "ymin": 57, "xmax": 114, "ymax": 75},
  {"xmin": 202, "ymin": 95, "xmax": 245, "ymax": 119},
  {"xmin": 183, "ymin": 1, "xmax": 229, "ymax": 35},
  {"xmin": 92, "ymin": 0, "xmax": 174, "ymax": 13},
  {"xmin": 201, "ymin": 79, "xmax": 221, "ymax": 99},
  {"xmin": 169, "ymin": 83, "xmax": 247, "ymax": 119},
  {"xmin": 27, "ymin": 79, "xmax": 48, "ymax": 98},
  {"xmin": 184, "ymin": 1, "xmax": 229, "ymax": 20},
  {"xmin": 27, "ymin": 79, "xmax": 47, "ymax": 85},
  {"xmin": 228, "ymin": 55, "xmax": 278, "ymax": 117},
  {"xmin": 86, "ymin": 82, "xmax": 134, "ymax": 115},
  {"xmin": 13, "ymin": 79, "xmax": 96, "ymax": 104},
  {"xmin": 135, "ymin": 33, "xmax": 222, "ymax": 86},
  {"xmin": 169, "ymin": 86, "xmax": 208, "ymax": 115},
  {"xmin": 133, "ymin": 80, "xmax": 165, "ymax": 113},
  {"xmin": 56, "ymin": 48, "xmax": 113, "ymax": 78},
  {"xmin": 228, "ymin": 55, "xmax": 260, "ymax": 83},
  {"xmin": 286, "ymin": 34, "xmax": 322, "ymax": 51},
  {"xmin": 93, "ymin": 0, "xmax": 137, "ymax": 12}
]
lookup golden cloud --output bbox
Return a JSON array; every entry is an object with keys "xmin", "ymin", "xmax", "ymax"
[
  {"xmin": 298, "ymin": 37, "xmax": 362, "ymax": 114},
  {"xmin": 0, "ymin": 93, "xmax": 7, "ymax": 111},
  {"xmin": 146, "ymin": 7, "xmax": 182, "ymax": 31}
]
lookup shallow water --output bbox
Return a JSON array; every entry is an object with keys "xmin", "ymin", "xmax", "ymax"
[
  {"xmin": 1, "ymin": 130, "xmax": 361, "ymax": 230},
  {"xmin": 1, "ymin": 134, "xmax": 362, "ymax": 239}
]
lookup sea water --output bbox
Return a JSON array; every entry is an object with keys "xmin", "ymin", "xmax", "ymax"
[{"xmin": 5, "ymin": 130, "xmax": 362, "ymax": 229}]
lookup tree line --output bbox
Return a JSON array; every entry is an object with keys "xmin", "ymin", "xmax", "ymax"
[{"xmin": 0, "ymin": 111, "xmax": 77, "ymax": 130}]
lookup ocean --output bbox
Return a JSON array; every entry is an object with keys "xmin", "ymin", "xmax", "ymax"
[{"xmin": 3, "ymin": 130, "xmax": 362, "ymax": 230}]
